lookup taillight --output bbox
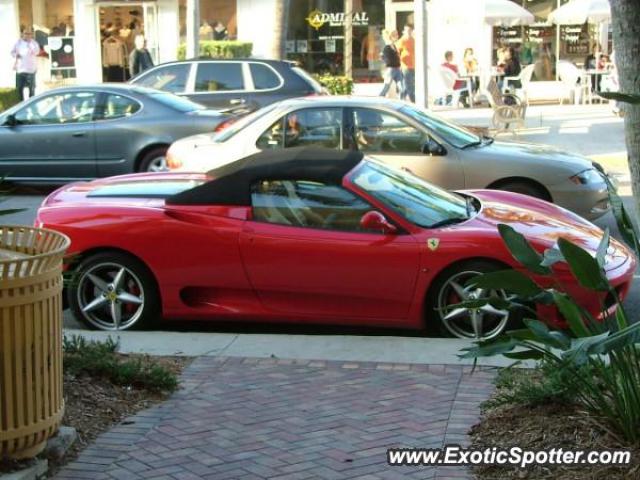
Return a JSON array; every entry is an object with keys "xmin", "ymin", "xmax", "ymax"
[
  {"xmin": 166, "ymin": 150, "xmax": 182, "ymax": 170},
  {"xmin": 214, "ymin": 117, "xmax": 238, "ymax": 132}
]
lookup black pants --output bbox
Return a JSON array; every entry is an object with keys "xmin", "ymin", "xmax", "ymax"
[{"xmin": 16, "ymin": 72, "xmax": 36, "ymax": 100}]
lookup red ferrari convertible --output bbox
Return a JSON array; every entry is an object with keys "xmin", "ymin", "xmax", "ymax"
[{"xmin": 36, "ymin": 148, "xmax": 635, "ymax": 339}]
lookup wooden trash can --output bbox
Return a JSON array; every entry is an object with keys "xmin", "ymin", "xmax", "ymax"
[{"xmin": 0, "ymin": 226, "xmax": 70, "ymax": 459}]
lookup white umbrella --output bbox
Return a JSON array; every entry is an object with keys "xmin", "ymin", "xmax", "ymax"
[
  {"xmin": 442, "ymin": 0, "xmax": 535, "ymax": 26},
  {"xmin": 548, "ymin": 0, "xmax": 611, "ymax": 24}
]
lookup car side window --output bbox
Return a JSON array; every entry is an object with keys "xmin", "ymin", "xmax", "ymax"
[
  {"xmin": 249, "ymin": 63, "xmax": 281, "ymax": 90},
  {"xmin": 133, "ymin": 64, "xmax": 190, "ymax": 93},
  {"xmin": 251, "ymin": 180, "xmax": 378, "ymax": 233},
  {"xmin": 14, "ymin": 92, "xmax": 98, "ymax": 125},
  {"xmin": 195, "ymin": 63, "xmax": 244, "ymax": 92},
  {"xmin": 98, "ymin": 94, "xmax": 141, "ymax": 120},
  {"xmin": 256, "ymin": 108, "xmax": 342, "ymax": 150},
  {"xmin": 351, "ymin": 108, "xmax": 428, "ymax": 154}
]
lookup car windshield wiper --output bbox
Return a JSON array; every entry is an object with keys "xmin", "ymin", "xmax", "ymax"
[{"xmin": 428, "ymin": 217, "xmax": 468, "ymax": 229}]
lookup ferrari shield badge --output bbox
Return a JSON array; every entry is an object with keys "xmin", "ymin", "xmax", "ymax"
[{"xmin": 427, "ymin": 238, "xmax": 440, "ymax": 251}]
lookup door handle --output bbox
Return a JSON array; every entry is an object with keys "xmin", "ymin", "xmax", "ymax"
[
  {"xmin": 229, "ymin": 98, "xmax": 246, "ymax": 105},
  {"xmin": 72, "ymin": 131, "xmax": 86, "ymax": 137}
]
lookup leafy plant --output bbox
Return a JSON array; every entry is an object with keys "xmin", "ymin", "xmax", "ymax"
[
  {"xmin": 63, "ymin": 334, "xmax": 178, "ymax": 392},
  {"xmin": 484, "ymin": 363, "xmax": 575, "ymax": 409},
  {"xmin": 313, "ymin": 74, "xmax": 354, "ymax": 95},
  {"xmin": 0, "ymin": 176, "xmax": 25, "ymax": 218},
  {"xmin": 598, "ymin": 92, "xmax": 640, "ymax": 104},
  {"xmin": 177, "ymin": 41, "xmax": 253, "ymax": 60},
  {"xmin": 0, "ymin": 88, "xmax": 20, "ymax": 112},
  {"xmin": 459, "ymin": 224, "xmax": 640, "ymax": 443}
]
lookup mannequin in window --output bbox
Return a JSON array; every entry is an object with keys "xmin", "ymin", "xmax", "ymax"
[
  {"xmin": 213, "ymin": 22, "xmax": 228, "ymax": 41},
  {"xmin": 129, "ymin": 34, "xmax": 154, "ymax": 77}
]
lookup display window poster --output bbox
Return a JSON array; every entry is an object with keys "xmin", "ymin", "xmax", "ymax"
[
  {"xmin": 296, "ymin": 40, "xmax": 308, "ymax": 53},
  {"xmin": 325, "ymin": 39, "xmax": 336, "ymax": 53},
  {"xmin": 285, "ymin": 40, "xmax": 296, "ymax": 53},
  {"xmin": 48, "ymin": 36, "xmax": 75, "ymax": 70}
]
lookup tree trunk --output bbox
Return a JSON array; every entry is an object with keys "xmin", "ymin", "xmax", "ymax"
[
  {"xmin": 271, "ymin": 0, "xmax": 286, "ymax": 60},
  {"xmin": 610, "ymin": 0, "xmax": 640, "ymax": 215}
]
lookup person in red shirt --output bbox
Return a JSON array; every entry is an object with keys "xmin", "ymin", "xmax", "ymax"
[{"xmin": 441, "ymin": 51, "xmax": 469, "ymax": 108}]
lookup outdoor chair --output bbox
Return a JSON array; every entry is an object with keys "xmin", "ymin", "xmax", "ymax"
[
  {"xmin": 437, "ymin": 67, "xmax": 470, "ymax": 108},
  {"xmin": 485, "ymin": 78, "xmax": 527, "ymax": 134},
  {"xmin": 502, "ymin": 64, "xmax": 535, "ymax": 105},
  {"xmin": 557, "ymin": 61, "xmax": 590, "ymax": 105}
]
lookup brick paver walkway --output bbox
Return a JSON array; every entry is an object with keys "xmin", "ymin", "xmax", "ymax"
[{"xmin": 55, "ymin": 356, "xmax": 495, "ymax": 480}]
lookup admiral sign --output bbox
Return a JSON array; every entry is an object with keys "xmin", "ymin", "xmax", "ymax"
[{"xmin": 306, "ymin": 9, "xmax": 370, "ymax": 30}]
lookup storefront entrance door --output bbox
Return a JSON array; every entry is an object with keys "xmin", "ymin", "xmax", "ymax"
[{"xmin": 142, "ymin": 2, "xmax": 159, "ymax": 64}]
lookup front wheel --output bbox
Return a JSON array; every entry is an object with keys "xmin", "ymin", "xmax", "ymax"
[
  {"xmin": 426, "ymin": 261, "xmax": 513, "ymax": 340},
  {"xmin": 138, "ymin": 147, "xmax": 169, "ymax": 173},
  {"xmin": 68, "ymin": 252, "xmax": 160, "ymax": 331}
]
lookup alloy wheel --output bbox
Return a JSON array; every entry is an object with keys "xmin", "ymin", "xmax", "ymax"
[
  {"xmin": 436, "ymin": 270, "xmax": 510, "ymax": 340},
  {"xmin": 146, "ymin": 156, "xmax": 168, "ymax": 172},
  {"xmin": 76, "ymin": 262, "xmax": 145, "ymax": 331}
]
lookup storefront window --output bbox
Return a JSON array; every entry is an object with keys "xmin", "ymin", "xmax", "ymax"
[
  {"xmin": 286, "ymin": 0, "xmax": 385, "ymax": 82},
  {"xmin": 178, "ymin": 0, "xmax": 237, "ymax": 44},
  {"xmin": 18, "ymin": 0, "xmax": 76, "ymax": 81},
  {"xmin": 493, "ymin": 0, "xmax": 607, "ymax": 81}
]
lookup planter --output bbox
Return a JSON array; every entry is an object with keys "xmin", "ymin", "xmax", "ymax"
[{"xmin": 0, "ymin": 226, "xmax": 70, "ymax": 460}]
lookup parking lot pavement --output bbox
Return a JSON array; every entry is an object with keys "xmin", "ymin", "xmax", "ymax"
[{"xmin": 54, "ymin": 356, "xmax": 495, "ymax": 480}]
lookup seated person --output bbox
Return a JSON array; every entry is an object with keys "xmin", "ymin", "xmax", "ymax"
[
  {"xmin": 441, "ymin": 51, "xmax": 469, "ymax": 108},
  {"xmin": 354, "ymin": 110, "xmax": 386, "ymax": 152}
]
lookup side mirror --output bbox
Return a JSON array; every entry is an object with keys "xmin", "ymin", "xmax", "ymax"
[
  {"xmin": 422, "ymin": 138, "xmax": 446, "ymax": 156},
  {"xmin": 360, "ymin": 211, "xmax": 397, "ymax": 234},
  {"xmin": 3, "ymin": 114, "xmax": 17, "ymax": 127}
]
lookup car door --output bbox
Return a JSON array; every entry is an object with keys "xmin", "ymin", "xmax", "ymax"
[
  {"xmin": 0, "ymin": 91, "xmax": 98, "ymax": 181},
  {"xmin": 188, "ymin": 61, "xmax": 248, "ymax": 109},
  {"xmin": 346, "ymin": 107, "xmax": 465, "ymax": 191},
  {"xmin": 239, "ymin": 179, "xmax": 421, "ymax": 321},
  {"xmin": 93, "ymin": 92, "xmax": 144, "ymax": 177}
]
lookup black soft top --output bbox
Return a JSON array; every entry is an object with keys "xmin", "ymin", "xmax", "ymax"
[{"xmin": 167, "ymin": 148, "xmax": 365, "ymax": 206}]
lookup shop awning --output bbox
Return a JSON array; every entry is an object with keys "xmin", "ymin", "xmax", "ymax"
[
  {"xmin": 441, "ymin": 0, "xmax": 535, "ymax": 27},
  {"xmin": 548, "ymin": 0, "xmax": 611, "ymax": 24}
]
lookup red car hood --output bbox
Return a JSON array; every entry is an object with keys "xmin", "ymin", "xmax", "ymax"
[{"xmin": 468, "ymin": 190, "xmax": 631, "ymax": 272}]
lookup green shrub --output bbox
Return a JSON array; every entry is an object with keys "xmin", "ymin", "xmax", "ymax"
[
  {"xmin": 0, "ymin": 88, "xmax": 20, "ymax": 112},
  {"xmin": 485, "ymin": 363, "xmax": 575, "ymax": 409},
  {"xmin": 177, "ymin": 41, "xmax": 253, "ymax": 60},
  {"xmin": 63, "ymin": 335, "xmax": 178, "ymax": 392},
  {"xmin": 313, "ymin": 74, "xmax": 354, "ymax": 95}
]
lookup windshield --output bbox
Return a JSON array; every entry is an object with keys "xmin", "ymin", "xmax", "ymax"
[
  {"xmin": 150, "ymin": 92, "xmax": 205, "ymax": 112},
  {"xmin": 213, "ymin": 103, "xmax": 281, "ymax": 143},
  {"xmin": 352, "ymin": 161, "xmax": 470, "ymax": 228},
  {"xmin": 400, "ymin": 105, "xmax": 480, "ymax": 149}
]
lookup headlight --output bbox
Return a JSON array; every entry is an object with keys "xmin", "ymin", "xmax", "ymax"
[
  {"xmin": 569, "ymin": 169, "xmax": 603, "ymax": 185},
  {"xmin": 166, "ymin": 149, "xmax": 182, "ymax": 170}
]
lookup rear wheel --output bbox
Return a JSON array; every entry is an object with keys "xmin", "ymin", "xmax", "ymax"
[
  {"xmin": 426, "ymin": 261, "xmax": 513, "ymax": 340},
  {"xmin": 494, "ymin": 180, "xmax": 550, "ymax": 201},
  {"xmin": 138, "ymin": 147, "xmax": 169, "ymax": 173},
  {"xmin": 68, "ymin": 252, "xmax": 160, "ymax": 331}
]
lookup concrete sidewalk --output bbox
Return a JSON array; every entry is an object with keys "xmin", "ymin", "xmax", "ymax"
[{"xmin": 62, "ymin": 328, "xmax": 516, "ymax": 368}]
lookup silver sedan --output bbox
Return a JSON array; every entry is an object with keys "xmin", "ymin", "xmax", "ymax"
[
  {"xmin": 0, "ymin": 84, "xmax": 225, "ymax": 183},
  {"xmin": 167, "ymin": 96, "xmax": 610, "ymax": 220}
]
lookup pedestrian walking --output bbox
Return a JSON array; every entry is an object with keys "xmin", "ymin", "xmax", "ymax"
[
  {"xmin": 129, "ymin": 35, "xmax": 154, "ymax": 78},
  {"xmin": 396, "ymin": 25, "xmax": 415, "ymax": 102},
  {"xmin": 379, "ymin": 30, "xmax": 403, "ymax": 98},
  {"xmin": 11, "ymin": 29, "xmax": 40, "ymax": 101}
]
